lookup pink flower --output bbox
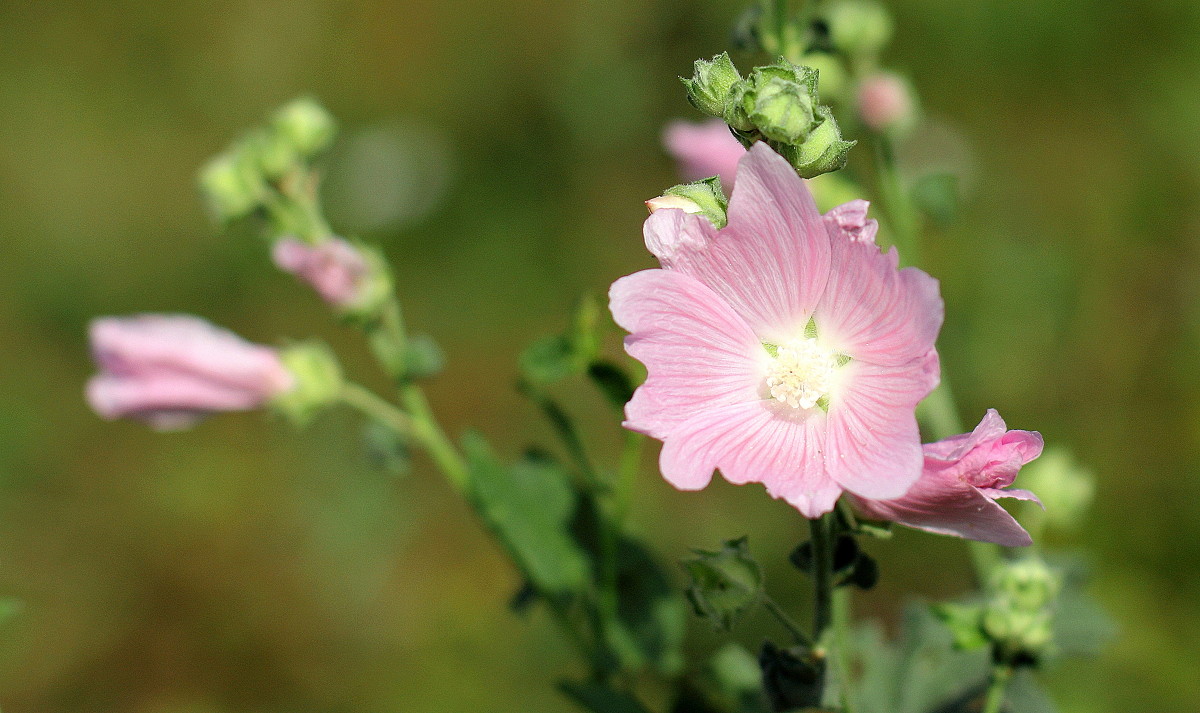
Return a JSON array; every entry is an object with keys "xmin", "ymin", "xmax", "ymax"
[
  {"xmin": 86, "ymin": 315, "xmax": 294, "ymax": 430},
  {"xmin": 272, "ymin": 237, "xmax": 371, "ymax": 309},
  {"xmin": 610, "ymin": 143, "xmax": 943, "ymax": 517},
  {"xmin": 856, "ymin": 73, "xmax": 915, "ymax": 133},
  {"xmin": 849, "ymin": 410, "xmax": 1044, "ymax": 547},
  {"xmin": 663, "ymin": 118, "xmax": 747, "ymax": 191}
]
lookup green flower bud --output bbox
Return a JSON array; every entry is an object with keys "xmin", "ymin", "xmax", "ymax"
[
  {"xmin": 682, "ymin": 53, "xmax": 743, "ymax": 118},
  {"xmin": 824, "ymin": 0, "xmax": 893, "ymax": 58},
  {"xmin": 1016, "ymin": 446, "xmax": 1095, "ymax": 531},
  {"xmin": 243, "ymin": 128, "xmax": 300, "ymax": 182},
  {"xmin": 198, "ymin": 149, "xmax": 268, "ymax": 222},
  {"xmin": 653, "ymin": 176, "xmax": 729, "ymax": 228},
  {"xmin": 749, "ymin": 77, "xmax": 815, "ymax": 144},
  {"xmin": 795, "ymin": 52, "xmax": 849, "ymax": 104},
  {"xmin": 682, "ymin": 538, "xmax": 763, "ymax": 632},
  {"xmin": 991, "ymin": 557, "xmax": 1061, "ymax": 612},
  {"xmin": 779, "ymin": 106, "xmax": 855, "ymax": 178},
  {"xmin": 274, "ymin": 342, "xmax": 343, "ymax": 426},
  {"xmin": 271, "ymin": 97, "xmax": 337, "ymax": 159}
]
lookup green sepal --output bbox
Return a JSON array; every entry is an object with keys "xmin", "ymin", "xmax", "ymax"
[
  {"xmin": 463, "ymin": 435, "xmax": 591, "ymax": 597},
  {"xmin": 780, "ymin": 106, "xmax": 856, "ymax": 178},
  {"xmin": 682, "ymin": 52, "xmax": 743, "ymax": 118},
  {"xmin": 682, "ymin": 537, "xmax": 764, "ymax": 632},
  {"xmin": 274, "ymin": 342, "xmax": 344, "ymax": 426},
  {"xmin": 663, "ymin": 176, "xmax": 729, "ymax": 228}
]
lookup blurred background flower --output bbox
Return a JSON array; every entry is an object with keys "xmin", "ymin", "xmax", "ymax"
[{"xmin": 0, "ymin": 1, "xmax": 1197, "ymax": 712}]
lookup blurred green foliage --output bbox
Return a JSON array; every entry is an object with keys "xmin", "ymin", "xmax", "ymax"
[{"xmin": 1, "ymin": 0, "xmax": 1198, "ymax": 711}]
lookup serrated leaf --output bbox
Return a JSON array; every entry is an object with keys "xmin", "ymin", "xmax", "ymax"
[
  {"xmin": 462, "ymin": 433, "xmax": 590, "ymax": 597},
  {"xmin": 683, "ymin": 537, "xmax": 764, "ymax": 632}
]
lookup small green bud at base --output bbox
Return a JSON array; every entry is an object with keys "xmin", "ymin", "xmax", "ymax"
[
  {"xmin": 274, "ymin": 342, "xmax": 344, "ymax": 426},
  {"xmin": 682, "ymin": 53, "xmax": 742, "ymax": 118},
  {"xmin": 272, "ymin": 97, "xmax": 337, "ymax": 159},
  {"xmin": 658, "ymin": 176, "xmax": 729, "ymax": 228},
  {"xmin": 198, "ymin": 151, "xmax": 268, "ymax": 222}
]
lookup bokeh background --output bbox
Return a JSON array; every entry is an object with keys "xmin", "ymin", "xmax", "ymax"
[{"xmin": 1, "ymin": 0, "xmax": 1197, "ymax": 711}]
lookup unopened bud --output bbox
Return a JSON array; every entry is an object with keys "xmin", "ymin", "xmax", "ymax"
[
  {"xmin": 781, "ymin": 106, "xmax": 855, "ymax": 178},
  {"xmin": 824, "ymin": 0, "xmax": 893, "ymax": 58},
  {"xmin": 652, "ymin": 176, "xmax": 729, "ymax": 228},
  {"xmin": 646, "ymin": 194, "xmax": 703, "ymax": 214},
  {"xmin": 274, "ymin": 342, "xmax": 343, "ymax": 426},
  {"xmin": 682, "ymin": 53, "xmax": 742, "ymax": 118},
  {"xmin": 856, "ymin": 73, "xmax": 917, "ymax": 134},
  {"xmin": 748, "ymin": 77, "xmax": 815, "ymax": 144},
  {"xmin": 198, "ymin": 150, "xmax": 267, "ymax": 222},
  {"xmin": 272, "ymin": 97, "xmax": 337, "ymax": 158}
]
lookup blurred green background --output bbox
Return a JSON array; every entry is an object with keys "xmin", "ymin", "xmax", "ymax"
[{"xmin": 1, "ymin": 0, "xmax": 1198, "ymax": 711}]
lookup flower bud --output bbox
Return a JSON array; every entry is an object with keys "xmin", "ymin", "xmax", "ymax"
[
  {"xmin": 681, "ymin": 53, "xmax": 743, "ymax": 118},
  {"xmin": 274, "ymin": 342, "xmax": 344, "ymax": 426},
  {"xmin": 856, "ymin": 72, "xmax": 917, "ymax": 134},
  {"xmin": 198, "ymin": 150, "xmax": 268, "ymax": 222},
  {"xmin": 650, "ymin": 176, "xmax": 729, "ymax": 228},
  {"xmin": 780, "ymin": 106, "xmax": 855, "ymax": 178},
  {"xmin": 85, "ymin": 315, "xmax": 294, "ymax": 430},
  {"xmin": 272, "ymin": 237, "xmax": 392, "ymax": 319},
  {"xmin": 271, "ymin": 97, "xmax": 336, "ymax": 159},
  {"xmin": 1014, "ymin": 446, "xmax": 1095, "ymax": 531},
  {"xmin": 747, "ymin": 76, "xmax": 814, "ymax": 144},
  {"xmin": 991, "ymin": 557, "xmax": 1061, "ymax": 612},
  {"xmin": 824, "ymin": 0, "xmax": 893, "ymax": 58},
  {"xmin": 982, "ymin": 557, "xmax": 1061, "ymax": 663}
]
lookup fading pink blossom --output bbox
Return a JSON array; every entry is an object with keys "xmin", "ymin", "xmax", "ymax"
[
  {"xmin": 850, "ymin": 410, "xmax": 1043, "ymax": 547},
  {"xmin": 86, "ymin": 315, "xmax": 294, "ymax": 430},
  {"xmin": 663, "ymin": 118, "xmax": 747, "ymax": 190},
  {"xmin": 610, "ymin": 143, "xmax": 943, "ymax": 517},
  {"xmin": 273, "ymin": 237, "xmax": 371, "ymax": 309}
]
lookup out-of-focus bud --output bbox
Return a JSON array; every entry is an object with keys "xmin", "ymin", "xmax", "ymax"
[
  {"xmin": 682, "ymin": 538, "xmax": 763, "ymax": 632},
  {"xmin": 274, "ymin": 342, "xmax": 343, "ymax": 426},
  {"xmin": 856, "ymin": 72, "xmax": 917, "ymax": 134},
  {"xmin": 1016, "ymin": 446, "xmax": 1095, "ymax": 531},
  {"xmin": 824, "ymin": 0, "xmax": 893, "ymax": 58},
  {"xmin": 272, "ymin": 237, "xmax": 392, "ymax": 319},
  {"xmin": 794, "ymin": 52, "xmax": 849, "ymax": 103},
  {"xmin": 271, "ymin": 97, "xmax": 337, "ymax": 159},
  {"xmin": 682, "ymin": 53, "xmax": 742, "ymax": 118},
  {"xmin": 198, "ymin": 150, "xmax": 267, "ymax": 222},
  {"xmin": 982, "ymin": 557, "xmax": 1062, "ymax": 664},
  {"xmin": 85, "ymin": 315, "xmax": 294, "ymax": 431},
  {"xmin": 992, "ymin": 557, "xmax": 1061, "ymax": 611},
  {"xmin": 779, "ymin": 106, "xmax": 855, "ymax": 178},
  {"xmin": 649, "ymin": 176, "xmax": 729, "ymax": 228}
]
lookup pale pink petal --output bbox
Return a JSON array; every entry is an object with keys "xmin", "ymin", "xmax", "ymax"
[
  {"xmin": 658, "ymin": 401, "xmax": 841, "ymax": 518},
  {"xmin": 644, "ymin": 143, "xmax": 831, "ymax": 342},
  {"xmin": 823, "ymin": 200, "xmax": 879, "ymax": 245},
  {"xmin": 849, "ymin": 467, "xmax": 1032, "ymax": 547},
  {"xmin": 930, "ymin": 410, "xmax": 1044, "ymax": 490},
  {"xmin": 272, "ymin": 237, "xmax": 370, "ymax": 308},
  {"xmin": 662, "ymin": 118, "xmax": 747, "ymax": 190},
  {"xmin": 981, "ymin": 487, "xmax": 1042, "ymax": 506},
  {"xmin": 610, "ymin": 270, "xmax": 766, "ymax": 439},
  {"xmin": 814, "ymin": 226, "xmax": 942, "ymax": 366},
  {"xmin": 824, "ymin": 353, "xmax": 939, "ymax": 499}
]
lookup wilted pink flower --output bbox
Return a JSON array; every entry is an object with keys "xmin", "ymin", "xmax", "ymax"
[
  {"xmin": 273, "ymin": 237, "xmax": 371, "ymax": 309},
  {"xmin": 663, "ymin": 118, "xmax": 747, "ymax": 190},
  {"xmin": 850, "ymin": 409, "xmax": 1044, "ymax": 547},
  {"xmin": 856, "ymin": 73, "xmax": 915, "ymax": 133},
  {"xmin": 86, "ymin": 315, "xmax": 294, "ymax": 430},
  {"xmin": 610, "ymin": 143, "xmax": 943, "ymax": 517}
]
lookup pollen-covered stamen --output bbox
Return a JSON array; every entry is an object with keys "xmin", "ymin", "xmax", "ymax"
[{"xmin": 764, "ymin": 337, "xmax": 840, "ymax": 410}]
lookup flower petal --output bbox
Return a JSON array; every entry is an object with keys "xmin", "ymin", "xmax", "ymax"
[
  {"xmin": 643, "ymin": 143, "xmax": 830, "ymax": 342},
  {"xmin": 850, "ymin": 467, "xmax": 1033, "ymax": 547},
  {"xmin": 610, "ymin": 269, "xmax": 766, "ymax": 439},
  {"xmin": 659, "ymin": 400, "xmax": 841, "ymax": 517},
  {"xmin": 825, "ymin": 352, "xmax": 939, "ymax": 499},
  {"xmin": 823, "ymin": 200, "xmax": 879, "ymax": 245},
  {"xmin": 814, "ymin": 225, "xmax": 943, "ymax": 366}
]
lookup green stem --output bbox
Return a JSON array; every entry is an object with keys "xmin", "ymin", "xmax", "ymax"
[
  {"xmin": 763, "ymin": 596, "xmax": 814, "ymax": 649},
  {"xmin": 981, "ymin": 664, "xmax": 1014, "ymax": 713},
  {"xmin": 771, "ymin": 0, "xmax": 789, "ymax": 54},
  {"xmin": 613, "ymin": 431, "xmax": 644, "ymax": 523},
  {"xmin": 831, "ymin": 588, "xmax": 856, "ymax": 713},
  {"xmin": 340, "ymin": 382, "xmax": 414, "ymax": 436},
  {"xmin": 810, "ymin": 513, "xmax": 835, "ymax": 640},
  {"xmin": 399, "ymin": 383, "xmax": 469, "ymax": 494},
  {"xmin": 873, "ymin": 134, "xmax": 920, "ymax": 265}
]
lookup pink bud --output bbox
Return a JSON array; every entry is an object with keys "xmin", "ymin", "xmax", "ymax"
[
  {"xmin": 850, "ymin": 410, "xmax": 1044, "ymax": 547},
  {"xmin": 272, "ymin": 237, "xmax": 371, "ymax": 309},
  {"xmin": 662, "ymin": 118, "xmax": 746, "ymax": 192},
  {"xmin": 856, "ymin": 73, "xmax": 914, "ymax": 133},
  {"xmin": 85, "ymin": 315, "xmax": 294, "ymax": 430}
]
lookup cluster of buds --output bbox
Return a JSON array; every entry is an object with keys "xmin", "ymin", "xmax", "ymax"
[
  {"xmin": 982, "ymin": 557, "xmax": 1062, "ymax": 665},
  {"xmin": 682, "ymin": 54, "xmax": 854, "ymax": 178}
]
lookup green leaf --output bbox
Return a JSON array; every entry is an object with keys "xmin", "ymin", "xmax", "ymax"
[
  {"xmin": 462, "ymin": 433, "xmax": 590, "ymax": 597},
  {"xmin": 519, "ymin": 334, "xmax": 577, "ymax": 386},
  {"xmin": 682, "ymin": 537, "xmax": 764, "ymax": 632},
  {"xmin": 362, "ymin": 420, "xmax": 412, "ymax": 476},
  {"xmin": 932, "ymin": 602, "xmax": 989, "ymax": 650},
  {"xmin": 1004, "ymin": 669, "xmax": 1059, "ymax": 713},
  {"xmin": 403, "ymin": 334, "xmax": 445, "ymax": 380},
  {"xmin": 603, "ymin": 537, "xmax": 687, "ymax": 675},
  {"xmin": 587, "ymin": 361, "xmax": 635, "ymax": 411},
  {"xmin": 559, "ymin": 681, "xmax": 653, "ymax": 713}
]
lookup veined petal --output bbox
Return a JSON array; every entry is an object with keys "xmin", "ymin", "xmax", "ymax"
[
  {"xmin": 849, "ymin": 467, "xmax": 1033, "ymax": 547},
  {"xmin": 659, "ymin": 400, "xmax": 841, "ymax": 517},
  {"xmin": 814, "ymin": 229, "xmax": 943, "ymax": 366},
  {"xmin": 643, "ymin": 143, "xmax": 831, "ymax": 342},
  {"xmin": 825, "ymin": 355, "xmax": 938, "ymax": 499},
  {"xmin": 610, "ymin": 270, "xmax": 766, "ymax": 439}
]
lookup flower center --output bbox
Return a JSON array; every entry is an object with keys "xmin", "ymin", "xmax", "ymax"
[{"xmin": 764, "ymin": 337, "xmax": 840, "ymax": 410}]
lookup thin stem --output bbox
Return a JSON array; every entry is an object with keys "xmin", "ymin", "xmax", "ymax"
[
  {"xmin": 873, "ymin": 134, "xmax": 920, "ymax": 265},
  {"xmin": 831, "ymin": 588, "xmax": 856, "ymax": 713},
  {"xmin": 981, "ymin": 664, "xmax": 1014, "ymax": 713},
  {"xmin": 399, "ymin": 383, "xmax": 469, "ymax": 494},
  {"xmin": 613, "ymin": 431, "xmax": 644, "ymax": 523},
  {"xmin": 763, "ymin": 596, "xmax": 813, "ymax": 649},
  {"xmin": 771, "ymin": 0, "xmax": 789, "ymax": 54},
  {"xmin": 809, "ymin": 513, "xmax": 835, "ymax": 640},
  {"xmin": 340, "ymin": 382, "xmax": 414, "ymax": 436}
]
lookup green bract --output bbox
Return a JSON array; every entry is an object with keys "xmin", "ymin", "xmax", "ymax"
[
  {"xmin": 662, "ymin": 176, "xmax": 729, "ymax": 228},
  {"xmin": 274, "ymin": 342, "xmax": 344, "ymax": 425},
  {"xmin": 682, "ymin": 52, "xmax": 742, "ymax": 118}
]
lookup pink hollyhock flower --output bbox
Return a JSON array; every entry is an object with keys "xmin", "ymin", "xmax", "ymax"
[
  {"xmin": 850, "ymin": 410, "xmax": 1044, "ymax": 547},
  {"xmin": 663, "ymin": 118, "xmax": 747, "ymax": 190},
  {"xmin": 610, "ymin": 143, "xmax": 943, "ymax": 517},
  {"xmin": 273, "ymin": 237, "xmax": 371, "ymax": 309},
  {"xmin": 86, "ymin": 315, "xmax": 294, "ymax": 430}
]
